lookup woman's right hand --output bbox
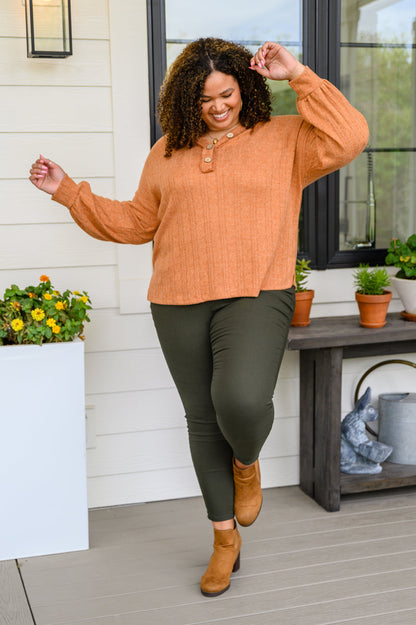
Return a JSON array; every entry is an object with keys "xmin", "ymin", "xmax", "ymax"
[{"xmin": 29, "ymin": 155, "xmax": 66, "ymax": 195}]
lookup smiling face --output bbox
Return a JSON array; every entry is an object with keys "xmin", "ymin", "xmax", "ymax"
[{"xmin": 200, "ymin": 71, "xmax": 242, "ymax": 135}]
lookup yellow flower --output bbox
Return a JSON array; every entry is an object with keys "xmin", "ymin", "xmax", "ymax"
[
  {"xmin": 55, "ymin": 301, "xmax": 65, "ymax": 311},
  {"xmin": 53, "ymin": 290, "xmax": 61, "ymax": 296},
  {"xmin": 80, "ymin": 296, "xmax": 88, "ymax": 304},
  {"xmin": 46, "ymin": 318, "xmax": 56, "ymax": 328},
  {"xmin": 11, "ymin": 319, "xmax": 24, "ymax": 332},
  {"xmin": 400, "ymin": 256, "xmax": 411, "ymax": 263},
  {"xmin": 31, "ymin": 308, "xmax": 45, "ymax": 321},
  {"xmin": 44, "ymin": 293, "xmax": 53, "ymax": 301},
  {"xmin": 40, "ymin": 275, "xmax": 50, "ymax": 283},
  {"xmin": 73, "ymin": 291, "xmax": 81, "ymax": 296},
  {"xmin": 52, "ymin": 324, "xmax": 61, "ymax": 334}
]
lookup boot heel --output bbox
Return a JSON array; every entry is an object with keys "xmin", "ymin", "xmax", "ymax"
[{"xmin": 232, "ymin": 551, "xmax": 240, "ymax": 573}]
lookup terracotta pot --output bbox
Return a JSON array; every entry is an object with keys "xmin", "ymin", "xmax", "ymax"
[
  {"xmin": 292, "ymin": 290, "xmax": 314, "ymax": 327},
  {"xmin": 355, "ymin": 291, "xmax": 392, "ymax": 328}
]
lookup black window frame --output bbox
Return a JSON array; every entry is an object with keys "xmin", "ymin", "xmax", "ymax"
[{"xmin": 146, "ymin": 0, "xmax": 390, "ymax": 269}]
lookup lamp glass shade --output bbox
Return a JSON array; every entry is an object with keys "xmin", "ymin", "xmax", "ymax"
[{"xmin": 25, "ymin": 0, "xmax": 72, "ymax": 58}]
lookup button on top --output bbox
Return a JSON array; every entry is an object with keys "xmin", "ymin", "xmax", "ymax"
[
  {"xmin": 204, "ymin": 157, "xmax": 212, "ymax": 163},
  {"xmin": 206, "ymin": 144, "xmax": 213, "ymax": 150},
  {"xmin": 226, "ymin": 132, "xmax": 234, "ymax": 138}
]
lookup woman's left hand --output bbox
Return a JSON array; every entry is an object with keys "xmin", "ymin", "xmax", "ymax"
[{"xmin": 250, "ymin": 42, "xmax": 304, "ymax": 82}]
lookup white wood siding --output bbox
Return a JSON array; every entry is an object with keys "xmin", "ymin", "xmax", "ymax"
[{"xmin": 2, "ymin": 0, "xmax": 415, "ymax": 510}]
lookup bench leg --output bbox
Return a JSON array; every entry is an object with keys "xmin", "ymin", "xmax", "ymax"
[{"xmin": 299, "ymin": 347, "xmax": 343, "ymax": 512}]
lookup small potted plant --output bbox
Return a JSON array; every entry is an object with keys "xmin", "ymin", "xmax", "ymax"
[
  {"xmin": 385, "ymin": 235, "xmax": 416, "ymax": 319},
  {"xmin": 353, "ymin": 263, "xmax": 392, "ymax": 328},
  {"xmin": 291, "ymin": 258, "xmax": 314, "ymax": 327}
]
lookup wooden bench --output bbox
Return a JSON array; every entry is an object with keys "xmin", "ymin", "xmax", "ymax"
[{"xmin": 287, "ymin": 312, "xmax": 416, "ymax": 512}]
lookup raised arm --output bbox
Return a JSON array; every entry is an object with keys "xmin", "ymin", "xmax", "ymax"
[
  {"xmin": 250, "ymin": 42, "xmax": 369, "ymax": 187},
  {"xmin": 29, "ymin": 150, "xmax": 161, "ymax": 245}
]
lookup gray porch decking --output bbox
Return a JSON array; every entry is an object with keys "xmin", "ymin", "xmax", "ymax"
[{"xmin": 2, "ymin": 485, "xmax": 416, "ymax": 625}]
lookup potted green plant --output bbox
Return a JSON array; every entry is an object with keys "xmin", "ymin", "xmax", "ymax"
[
  {"xmin": 353, "ymin": 263, "xmax": 392, "ymax": 328},
  {"xmin": 291, "ymin": 258, "xmax": 314, "ymax": 327},
  {"xmin": 0, "ymin": 275, "xmax": 92, "ymax": 560},
  {"xmin": 385, "ymin": 235, "xmax": 416, "ymax": 319},
  {"xmin": 0, "ymin": 274, "xmax": 91, "ymax": 345}
]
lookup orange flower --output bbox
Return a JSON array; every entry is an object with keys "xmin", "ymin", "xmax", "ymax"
[
  {"xmin": 44, "ymin": 293, "xmax": 52, "ymax": 301},
  {"xmin": 40, "ymin": 275, "xmax": 50, "ymax": 283},
  {"xmin": 12, "ymin": 301, "xmax": 21, "ymax": 310},
  {"xmin": 52, "ymin": 324, "xmax": 61, "ymax": 334},
  {"xmin": 28, "ymin": 292, "xmax": 35, "ymax": 298}
]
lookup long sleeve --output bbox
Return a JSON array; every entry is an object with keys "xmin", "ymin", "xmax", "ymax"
[
  {"xmin": 51, "ymin": 141, "xmax": 164, "ymax": 244},
  {"xmin": 289, "ymin": 66, "xmax": 369, "ymax": 188}
]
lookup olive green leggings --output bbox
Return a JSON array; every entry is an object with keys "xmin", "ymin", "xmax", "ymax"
[{"xmin": 151, "ymin": 289, "xmax": 295, "ymax": 521}]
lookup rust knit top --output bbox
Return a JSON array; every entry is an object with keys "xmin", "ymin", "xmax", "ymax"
[{"xmin": 52, "ymin": 67, "xmax": 369, "ymax": 305}]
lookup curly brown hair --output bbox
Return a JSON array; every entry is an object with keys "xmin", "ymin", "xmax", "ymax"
[{"xmin": 157, "ymin": 38, "xmax": 272, "ymax": 157}]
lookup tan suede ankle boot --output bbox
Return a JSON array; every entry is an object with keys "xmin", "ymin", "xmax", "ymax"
[
  {"xmin": 233, "ymin": 458, "xmax": 262, "ymax": 526},
  {"xmin": 200, "ymin": 523, "xmax": 241, "ymax": 597}
]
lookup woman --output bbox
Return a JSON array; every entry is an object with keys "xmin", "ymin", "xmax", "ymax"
[{"xmin": 29, "ymin": 38, "xmax": 368, "ymax": 597}]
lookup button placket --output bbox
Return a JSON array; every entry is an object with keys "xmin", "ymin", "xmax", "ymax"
[
  {"xmin": 200, "ymin": 146, "xmax": 215, "ymax": 173},
  {"xmin": 199, "ymin": 129, "xmax": 241, "ymax": 172}
]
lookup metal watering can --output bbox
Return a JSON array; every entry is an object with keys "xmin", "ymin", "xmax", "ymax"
[{"xmin": 378, "ymin": 393, "xmax": 416, "ymax": 465}]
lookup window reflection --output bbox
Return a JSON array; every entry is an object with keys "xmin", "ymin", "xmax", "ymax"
[{"xmin": 339, "ymin": 0, "xmax": 416, "ymax": 251}]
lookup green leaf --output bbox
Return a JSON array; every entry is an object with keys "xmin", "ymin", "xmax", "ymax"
[{"xmin": 407, "ymin": 234, "xmax": 416, "ymax": 248}]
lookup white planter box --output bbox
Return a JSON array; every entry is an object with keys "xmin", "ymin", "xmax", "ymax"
[{"xmin": 0, "ymin": 340, "xmax": 89, "ymax": 560}]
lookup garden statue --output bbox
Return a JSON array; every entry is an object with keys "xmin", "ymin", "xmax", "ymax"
[{"xmin": 340, "ymin": 387, "xmax": 393, "ymax": 474}]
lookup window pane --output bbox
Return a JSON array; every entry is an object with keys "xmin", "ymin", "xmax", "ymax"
[
  {"xmin": 339, "ymin": 0, "xmax": 416, "ymax": 251},
  {"xmin": 165, "ymin": 0, "xmax": 302, "ymax": 115},
  {"xmin": 166, "ymin": 1, "xmax": 301, "ymax": 44}
]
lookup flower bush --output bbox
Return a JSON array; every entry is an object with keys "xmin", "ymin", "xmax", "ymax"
[{"xmin": 0, "ymin": 275, "xmax": 92, "ymax": 346}]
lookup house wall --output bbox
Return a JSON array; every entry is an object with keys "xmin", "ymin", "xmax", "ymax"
[{"xmin": 2, "ymin": 0, "xmax": 415, "ymax": 509}]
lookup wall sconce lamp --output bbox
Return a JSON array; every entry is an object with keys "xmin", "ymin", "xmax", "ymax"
[{"xmin": 25, "ymin": 0, "xmax": 72, "ymax": 58}]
